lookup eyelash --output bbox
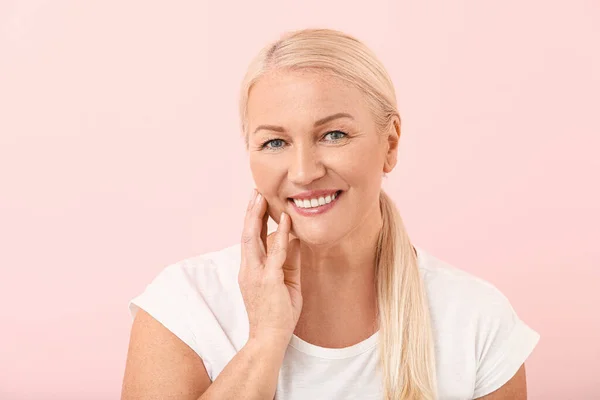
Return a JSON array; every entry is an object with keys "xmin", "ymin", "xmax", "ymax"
[{"xmin": 260, "ymin": 130, "xmax": 349, "ymax": 151}]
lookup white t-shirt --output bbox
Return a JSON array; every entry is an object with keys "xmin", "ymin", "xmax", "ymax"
[{"xmin": 129, "ymin": 243, "xmax": 540, "ymax": 399}]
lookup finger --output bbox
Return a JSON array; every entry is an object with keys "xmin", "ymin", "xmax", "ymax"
[
  {"xmin": 282, "ymin": 238, "xmax": 302, "ymax": 289},
  {"xmin": 265, "ymin": 212, "xmax": 292, "ymax": 270},
  {"xmin": 241, "ymin": 190, "xmax": 267, "ymax": 267},
  {"xmin": 260, "ymin": 202, "xmax": 269, "ymax": 250}
]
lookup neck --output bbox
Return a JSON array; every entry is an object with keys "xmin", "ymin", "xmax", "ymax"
[
  {"xmin": 292, "ymin": 199, "xmax": 383, "ymax": 344},
  {"xmin": 299, "ymin": 200, "xmax": 383, "ymax": 280}
]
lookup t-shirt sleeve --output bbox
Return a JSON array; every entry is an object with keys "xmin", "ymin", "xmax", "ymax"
[
  {"xmin": 472, "ymin": 285, "xmax": 540, "ymax": 398},
  {"xmin": 128, "ymin": 263, "xmax": 214, "ymax": 377}
]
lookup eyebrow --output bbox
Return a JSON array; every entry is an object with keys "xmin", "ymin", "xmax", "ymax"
[{"xmin": 252, "ymin": 112, "xmax": 354, "ymax": 135}]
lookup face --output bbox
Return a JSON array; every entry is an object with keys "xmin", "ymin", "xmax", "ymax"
[{"xmin": 246, "ymin": 69, "xmax": 399, "ymax": 245}]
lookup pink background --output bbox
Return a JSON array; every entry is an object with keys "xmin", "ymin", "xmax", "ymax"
[{"xmin": 1, "ymin": 1, "xmax": 598, "ymax": 399}]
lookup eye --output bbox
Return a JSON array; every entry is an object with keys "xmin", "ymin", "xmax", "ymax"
[
  {"xmin": 261, "ymin": 138, "xmax": 286, "ymax": 150},
  {"xmin": 260, "ymin": 131, "xmax": 348, "ymax": 151},
  {"xmin": 323, "ymin": 130, "xmax": 348, "ymax": 141}
]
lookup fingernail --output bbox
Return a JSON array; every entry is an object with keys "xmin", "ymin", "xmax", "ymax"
[
  {"xmin": 255, "ymin": 193, "xmax": 262, "ymax": 205},
  {"xmin": 280, "ymin": 212, "xmax": 286, "ymax": 223},
  {"xmin": 249, "ymin": 189, "xmax": 256, "ymax": 203}
]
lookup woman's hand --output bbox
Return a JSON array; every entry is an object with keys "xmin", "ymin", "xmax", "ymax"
[{"xmin": 238, "ymin": 189, "xmax": 303, "ymax": 346}]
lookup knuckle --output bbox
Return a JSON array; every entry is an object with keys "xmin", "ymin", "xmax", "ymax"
[
  {"xmin": 264, "ymin": 267, "xmax": 283, "ymax": 282},
  {"xmin": 268, "ymin": 241, "xmax": 284, "ymax": 256},
  {"xmin": 267, "ymin": 241, "xmax": 280, "ymax": 254}
]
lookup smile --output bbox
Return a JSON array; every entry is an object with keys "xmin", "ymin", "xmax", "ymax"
[{"xmin": 288, "ymin": 190, "xmax": 343, "ymax": 216}]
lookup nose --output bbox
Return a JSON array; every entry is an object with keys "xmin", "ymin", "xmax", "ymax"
[{"xmin": 287, "ymin": 145, "xmax": 326, "ymax": 186}]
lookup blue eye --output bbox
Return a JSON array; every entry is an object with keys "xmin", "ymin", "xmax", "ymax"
[
  {"xmin": 262, "ymin": 139, "xmax": 286, "ymax": 150},
  {"xmin": 260, "ymin": 131, "xmax": 348, "ymax": 151},
  {"xmin": 324, "ymin": 130, "xmax": 348, "ymax": 141}
]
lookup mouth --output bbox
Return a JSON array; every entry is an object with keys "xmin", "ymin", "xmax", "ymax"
[{"xmin": 287, "ymin": 190, "xmax": 343, "ymax": 216}]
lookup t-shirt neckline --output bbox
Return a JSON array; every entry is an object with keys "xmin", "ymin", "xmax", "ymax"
[
  {"xmin": 288, "ymin": 330, "xmax": 380, "ymax": 359},
  {"xmin": 285, "ymin": 246, "xmax": 424, "ymax": 359}
]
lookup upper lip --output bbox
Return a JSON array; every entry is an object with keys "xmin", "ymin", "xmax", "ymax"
[{"xmin": 288, "ymin": 189, "xmax": 341, "ymax": 200}]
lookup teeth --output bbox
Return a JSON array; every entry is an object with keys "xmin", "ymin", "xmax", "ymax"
[{"xmin": 293, "ymin": 192, "xmax": 339, "ymax": 209}]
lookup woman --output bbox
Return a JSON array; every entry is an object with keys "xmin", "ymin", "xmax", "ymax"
[{"xmin": 121, "ymin": 28, "xmax": 539, "ymax": 400}]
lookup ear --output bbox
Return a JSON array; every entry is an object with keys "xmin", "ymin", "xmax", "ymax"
[{"xmin": 383, "ymin": 116, "xmax": 401, "ymax": 173}]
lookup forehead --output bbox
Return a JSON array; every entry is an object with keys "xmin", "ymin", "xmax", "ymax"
[{"xmin": 247, "ymin": 69, "xmax": 370, "ymax": 126}]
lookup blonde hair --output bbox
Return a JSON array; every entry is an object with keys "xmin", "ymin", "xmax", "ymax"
[{"xmin": 238, "ymin": 28, "xmax": 437, "ymax": 400}]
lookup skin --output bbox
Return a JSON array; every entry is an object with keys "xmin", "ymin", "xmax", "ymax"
[
  {"xmin": 121, "ymin": 68, "xmax": 528, "ymax": 399},
  {"xmin": 476, "ymin": 364, "xmax": 528, "ymax": 399},
  {"xmin": 246, "ymin": 68, "xmax": 529, "ymax": 397},
  {"xmin": 246, "ymin": 68, "xmax": 399, "ymax": 348}
]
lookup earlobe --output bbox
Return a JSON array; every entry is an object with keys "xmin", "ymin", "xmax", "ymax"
[
  {"xmin": 383, "ymin": 118, "xmax": 401, "ymax": 173},
  {"xmin": 383, "ymin": 155, "xmax": 397, "ymax": 173}
]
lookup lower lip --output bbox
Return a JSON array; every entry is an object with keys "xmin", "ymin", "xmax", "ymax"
[{"xmin": 288, "ymin": 191, "xmax": 343, "ymax": 217}]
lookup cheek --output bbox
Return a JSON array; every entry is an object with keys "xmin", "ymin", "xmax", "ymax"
[
  {"xmin": 249, "ymin": 158, "xmax": 288, "ymax": 223},
  {"xmin": 333, "ymin": 142, "xmax": 384, "ymax": 182},
  {"xmin": 249, "ymin": 157, "xmax": 283, "ymax": 193},
  {"xmin": 355, "ymin": 142, "xmax": 385, "ymax": 170}
]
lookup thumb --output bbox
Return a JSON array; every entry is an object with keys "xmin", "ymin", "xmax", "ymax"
[{"xmin": 282, "ymin": 238, "xmax": 301, "ymax": 288}]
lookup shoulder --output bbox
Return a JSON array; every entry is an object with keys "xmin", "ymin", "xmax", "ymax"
[
  {"xmin": 415, "ymin": 246, "xmax": 516, "ymax": 320},
  {"xmin": 127, "ymin": 243, "xmax": 246, "ymax": 378},
  {"xmin": 135, "ymin": 243, "xmax": 242, "ymax": 298},
  {"xmin": 128, "ymin": 242, "xmax": 243, "ymax": 317},
  {"xmin": 415, "ymin": 246, "xmax": 540, "ymax": 398},
  {"xmin": 415, "ymin": 245, "xmax": 531, "ymax": 349}
]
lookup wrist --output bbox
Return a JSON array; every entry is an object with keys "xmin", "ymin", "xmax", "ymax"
[{"xmin": 246, "ymin": 334, "xmax": 291, "ymax": 355}]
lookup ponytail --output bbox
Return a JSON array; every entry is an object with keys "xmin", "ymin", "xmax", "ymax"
[
  {"xmin": 376, "ymin": 190, "xmax": 437, "ymax": 399},
  {"xmin": 238, "ymin": 27, "xmax": 438, "ymax": 399}
]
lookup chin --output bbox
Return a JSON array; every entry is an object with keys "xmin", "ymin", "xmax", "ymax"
[{"xmin": 290, "ymin": 223, "xmax": 346, "ymax": 246}]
